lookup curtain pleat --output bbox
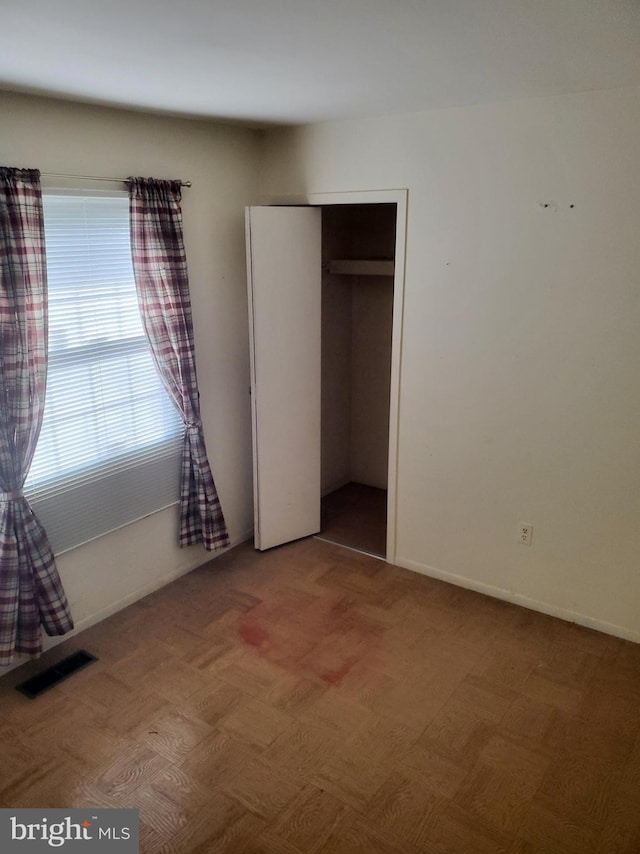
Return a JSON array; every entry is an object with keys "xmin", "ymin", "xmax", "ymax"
[
  {"xmin": 0, "ymin": 166, "xmax": 73, "ymax": 665},
  {"xmin": 128, "ymin": 178, "xmax": 229, "ymax": 551}
]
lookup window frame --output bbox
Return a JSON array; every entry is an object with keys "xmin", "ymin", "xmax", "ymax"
[{"xmin": 25, "ymin": 187, "xmax": 183, "ymax": 554}]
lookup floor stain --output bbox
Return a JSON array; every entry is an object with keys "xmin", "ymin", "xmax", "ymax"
[{"xmin": 237, "ymin": 594, "xmax": 382, "ymax": 686}]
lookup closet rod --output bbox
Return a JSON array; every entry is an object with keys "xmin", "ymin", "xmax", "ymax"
[{"xmin": 41, "ymin": 172, "xmax": 192, "ymax": 188}]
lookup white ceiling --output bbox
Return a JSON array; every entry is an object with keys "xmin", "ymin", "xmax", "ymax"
[{"xmin": 1, "ymin": 0, "xmax": 640, "ymax": 125}]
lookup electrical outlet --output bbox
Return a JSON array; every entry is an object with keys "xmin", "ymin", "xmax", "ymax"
[{"xmin": 519, "ymin": 523, "xmax": 533, "ymax": 546}]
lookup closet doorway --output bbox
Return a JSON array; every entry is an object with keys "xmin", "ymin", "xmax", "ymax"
[
  {"xmin": 246, "ymin": 189, "xmax": 406, "ymax": 563},
  {"xmin": 318, "ymin": 203, "xmax": 396, "ymax": 558}
]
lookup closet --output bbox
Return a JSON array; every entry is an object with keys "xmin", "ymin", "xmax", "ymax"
[
  {"xmin": 319, "ymin": 204, "xmax": 395, "ymax": 557},
  {"xmin": 245, "ymin": 200, "xmax": 398, "ymax": 559}
]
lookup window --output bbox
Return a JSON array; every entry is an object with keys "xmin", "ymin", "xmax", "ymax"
[{"xmin": 25, "ymin": 192, "xmax": 183, "ymax": 553}]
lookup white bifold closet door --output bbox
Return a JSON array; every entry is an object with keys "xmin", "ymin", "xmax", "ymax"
[{"xmin": 245, "ymin": 206, "xmax": 322, "ymax": 550}]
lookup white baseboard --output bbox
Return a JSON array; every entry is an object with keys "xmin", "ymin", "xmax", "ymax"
[
  {"xmin": 1, "ymin": 528, "xmax": 254, "ymax": 676},
  {"xmin": 395, "ymin": 555, "xmax": 640, "ymax": 645}
]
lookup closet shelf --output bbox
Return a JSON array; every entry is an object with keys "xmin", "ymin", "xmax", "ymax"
[{"xmin": 329, "ymin": 259, "xmax": 395, "ymax": 277}]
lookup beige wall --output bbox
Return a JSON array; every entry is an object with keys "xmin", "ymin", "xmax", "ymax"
[
  {"xmin": 0, "ymin": 91, "xmax": 260, "ymax": 664},
  {"xmin": 261, "ymin": 86, "xmax": 640, "ymax": 640},
  {"xmin": 320, "ymin": 205, "xmax": 394, "ymax": 493},
  {"xmin": 320, "ymin": 275, "xmax": 393, "ymax": 493},
  {"xmin": 348, "ymin": 204, "xmax": 395, "ymax": 490},
  {"xmin": 320, "ymin": 210, "xmax": 352, "ymax": 494},
  {"xmin": 350, "ymin": 276, "xmax": 393, "ymax": 489}
]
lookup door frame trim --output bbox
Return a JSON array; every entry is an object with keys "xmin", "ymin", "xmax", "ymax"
[{"xmin": 266, "ymin": 189, "xmax": 408, "ymax": 565}]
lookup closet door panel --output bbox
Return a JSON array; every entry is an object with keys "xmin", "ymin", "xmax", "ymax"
[{"xmin": 245, "ymin": 206, "xmax": 322, "ymax": 550}]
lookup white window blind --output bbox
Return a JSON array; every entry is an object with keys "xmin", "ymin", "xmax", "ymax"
[{"xmin": 25, "ymin": 192, "xmax": 183, "ymax": 553}]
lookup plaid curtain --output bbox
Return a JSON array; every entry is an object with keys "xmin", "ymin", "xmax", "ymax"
[
  {"xmin": 0, "ymin": 167, "xmax": 73, "ymax": 665},
  {"xmin": 128, "ymin": 178, "xmax": 229, "ymax": 551}
]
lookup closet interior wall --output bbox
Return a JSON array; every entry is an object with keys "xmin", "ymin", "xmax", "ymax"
[{"xmin": 320, "ymin": 203, "xmax": 396, "ymax": 554}]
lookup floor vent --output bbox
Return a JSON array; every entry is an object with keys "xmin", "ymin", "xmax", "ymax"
[{"xmin": 16, "ymin": 650, "xmax": 98, "ymax": 699}]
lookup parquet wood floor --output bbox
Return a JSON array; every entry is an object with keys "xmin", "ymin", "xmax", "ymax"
[
  {"xmin": 320, "ymin": 482, "xmax": 387, "ymax": 557},
  {"xmin": 1, "ymin": 537, "xmax": 640, "ymax": 853}
]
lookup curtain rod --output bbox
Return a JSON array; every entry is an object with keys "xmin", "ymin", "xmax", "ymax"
[{"xmin": 41, "ymin": 172, "xmax": 192, "ymax": 188}]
